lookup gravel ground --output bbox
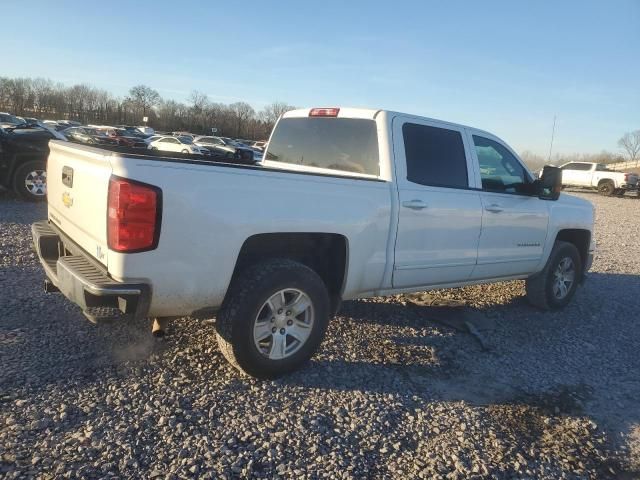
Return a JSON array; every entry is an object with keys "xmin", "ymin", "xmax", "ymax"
[{"xmin": 1, "ymin": 189, "xmax": 639, "ymax": 479}]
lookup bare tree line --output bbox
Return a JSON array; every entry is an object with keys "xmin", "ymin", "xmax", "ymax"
[
  {"xmin": 1, "ymin": 76, "xmax": 638, "ymax": 158},
  {"xmin": 0, "ymin": 76, "xmax": 296, "ymax": 139}
]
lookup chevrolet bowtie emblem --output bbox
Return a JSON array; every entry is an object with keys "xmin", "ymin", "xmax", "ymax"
[{"xmin": 62, "ymin": 192, "xmax": 73, "ymax": 208}]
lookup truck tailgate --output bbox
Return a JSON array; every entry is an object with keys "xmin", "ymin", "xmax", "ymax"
[{"xmin": 46, "ymin": 141, "xmax": 112, "ymax": 267}]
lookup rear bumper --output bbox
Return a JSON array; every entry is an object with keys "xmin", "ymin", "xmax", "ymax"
[
  {"xmin": 620, "ymin": 183, "xmax": 638, "ymax": 191},
  {"xmin": 31, "ymin": 220, "xmax": 150, "ymax": 323}
]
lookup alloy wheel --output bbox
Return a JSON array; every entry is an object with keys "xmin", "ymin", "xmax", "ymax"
[
  {"xmin": 552, "ymin": 257, "xmax": 575, "ymax": 300},
  {"xmin": 253, "ymin": 288, "xmax": 314, "ymax": 360},
  {"xmin": 24, "ymin": 170, "xmax": 47, "ymax": 197}
]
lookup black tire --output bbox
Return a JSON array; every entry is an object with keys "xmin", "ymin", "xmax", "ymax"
[
  {"xmin": 216, "ymin": 258, "xmax": 330, "ymax": 378},
  {"xmin": 526, "ymin": 241, "xmax": 582, "ymax": 310},
  {"xmin": 12, "ymin": 160, "xmax": 47, "ymax": 202},
  {"xmin": 181, "ymin": 149, "xmax": 189, "ymax": 154},
  {"xmin": 598, "ymin": 180, "xmax": 615, "ymax": 196}
]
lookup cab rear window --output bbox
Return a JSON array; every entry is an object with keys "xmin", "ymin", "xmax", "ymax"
[{"xmin": 265, "ymin": 118, "xmax": 379, "ymax": 176}]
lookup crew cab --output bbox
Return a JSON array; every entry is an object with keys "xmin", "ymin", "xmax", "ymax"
[
  {"xmin": 559, "ymin": 161, "xmax": 638, "ymax": 196},
  {"xmin": 32, "ymin": 107, "xmax": 595, "ymax": 378}
]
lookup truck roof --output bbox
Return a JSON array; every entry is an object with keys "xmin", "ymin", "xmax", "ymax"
[{"xmin": 283, "ymin": 107, "xmax": 497, "ymax": 138}]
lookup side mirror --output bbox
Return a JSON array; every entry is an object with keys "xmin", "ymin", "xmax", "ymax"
[{"xmin": 538, "ymin": 166, "xmax": 562, "ymax": 200}]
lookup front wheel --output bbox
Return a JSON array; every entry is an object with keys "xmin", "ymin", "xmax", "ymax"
[
  {"xmin": 13, "ymin": 160, "xmax": 47, "ymax": 202},
  {"xmin": 216, "ymin": 259, "xmax": 330, "ymax": 378},
  {"xmin": 526, "ymin": 241, "xmax": 582, "ymax": 310}
]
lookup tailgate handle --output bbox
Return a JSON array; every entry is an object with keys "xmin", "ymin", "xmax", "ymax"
[{"xmin": 62, "ymin": 166, "xmax": 74, "ymax": 188}]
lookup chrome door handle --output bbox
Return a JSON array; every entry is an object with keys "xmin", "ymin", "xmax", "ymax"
[
  {"xmin": 402, "ymin": 199, "xmax": 428, "ymax": 210},
  {"xmin": 485, "ymin": 204, "xmax": 503, "ymax": 213}
]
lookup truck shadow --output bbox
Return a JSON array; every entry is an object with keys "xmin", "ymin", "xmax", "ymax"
[{"xmin": 281, "ymin": 271, "xmax": 640, "ymax": 436}]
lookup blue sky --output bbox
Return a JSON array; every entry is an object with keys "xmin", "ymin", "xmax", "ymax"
[{"xmin": 4, "ymin": 0, "xmax": 639, "ymax": 155}]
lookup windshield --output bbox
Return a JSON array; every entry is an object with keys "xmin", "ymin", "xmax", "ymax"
[
  {"xmin": 178, "ymin": 136, "xmax": 193, "ymax": 144},
  {"xmin": 265, "ymin": 117, "xmax": 380, "ymax": 175}
]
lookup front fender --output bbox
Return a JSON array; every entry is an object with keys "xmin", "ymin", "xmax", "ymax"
[{"xmin": 533, "ymin": 194, "xmax": 595, "ymax": 273}]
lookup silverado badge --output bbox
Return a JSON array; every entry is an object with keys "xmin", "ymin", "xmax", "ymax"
[{"xmin": 62, "ymin": 192, "xmax": 73, "ymax": 208}]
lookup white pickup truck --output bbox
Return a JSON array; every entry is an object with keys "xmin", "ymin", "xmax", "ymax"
[
  {"xmin": 559, "ymin": 161, "xmax": 638, "ymax": 196},
  {"xmin": 32, "ymin": 107, "xmax": 595, "ymax": 378}
]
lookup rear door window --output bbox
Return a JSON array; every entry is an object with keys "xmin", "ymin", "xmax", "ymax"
[
  {"xmin": 265, "ymin": 117, "xmax": 379, "ymax": 176},
  {"xmin": 402, "ymin": 123, "xmax": 468, "ymax": 188}
]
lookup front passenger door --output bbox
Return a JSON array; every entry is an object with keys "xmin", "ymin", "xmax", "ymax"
[{"xmin": 468, "ymin": 133, "xmax": 549, "ymax": 279}]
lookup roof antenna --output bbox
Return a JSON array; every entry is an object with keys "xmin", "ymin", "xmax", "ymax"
[{"xmin": 547, "ymin": 115, "xmax": 557, "ymax": 164}]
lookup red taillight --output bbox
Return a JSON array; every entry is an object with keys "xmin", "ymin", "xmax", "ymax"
[
  {"xmin": 309, "ymin": 107, "xmax": 340, "ymax": 117},
  {"xmin": 107, "ymin": 177, "xmax": 161, "ymax": 252},
  {"xmin": 624, "ymin": 173, "xmax": 630, "ymax": 181}
]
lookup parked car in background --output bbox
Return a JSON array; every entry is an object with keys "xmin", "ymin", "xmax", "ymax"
[
  {"xmin": 115, "ymin": 125, "xmax": 150, "ymax": 138},
  {"xmin": 194, "ymin": 135, "xmax": 261, "ymax": 161},
  {"xmin": 170, "ymin": 131, "xmax": 195, "ymax": 139},
  {"xmin": 57, "ymin": 120, "xmax": 81, "ymax": 128},
  {"xmin": 148, "ymin": 135, "xmax": 208, "ymax": 155},
  {"xmin": 143, "ymin": 134, "xmax": 164, "ymax": 145},
  {"xmin": 113, "ymin": 129, "xmax": 148, "ymax": 148},
  {"xmin": 559, "ymin": 162, "xmax": 638, "ymax": 196},
  {"xmin": 193, "ymin": 135, "xmax": 236, "ymax": 157},
  {"xmin": 0, "ymin": 112, "xmax": 26, "ymax": 129},
  {"xmin": 62, "ymin": 127, "xmax": 118, "ymax": 146},
  {"xmin": 234, "ymin": 140, "xmax": 264, "ymax": 162},
  {"xmin": 250, "ymin": 141, "xmax": 267, "ymax": 151},
  {"xmin": 0, "ymin": 123, "xmax": 66, "ymax": 201},
  {"xmin": 137, "ymin": 126, "xmax": 155, "ymax": 136}
]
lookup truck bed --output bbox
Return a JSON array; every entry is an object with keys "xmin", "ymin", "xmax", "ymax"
[{"xmin": 45, "ymin": 140, "xmax": 394, "ymax": 318}]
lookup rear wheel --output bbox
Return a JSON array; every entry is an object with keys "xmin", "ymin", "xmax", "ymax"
[
  {"xmin": 181, "ymin": 149, "xmax": 189, "ymax": 154},
  {"xmin": 598, "ymin": 180, "xmax": 615, "ymax": 196},
  {"xmin": 12, "ymin": 160, "xmax": 47, "ymax": 202},
  {"xmin": 526, "ymin": 241, "xmax": 582, "ymax": 310},
  {"xmin": 216, "ymin": 258, "xmax": 330, "ymax": 378}
]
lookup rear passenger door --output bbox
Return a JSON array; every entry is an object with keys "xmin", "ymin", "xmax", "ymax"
[{"xmin": 392, "ymin": 117, "xmax": 483, "ymax": 288}]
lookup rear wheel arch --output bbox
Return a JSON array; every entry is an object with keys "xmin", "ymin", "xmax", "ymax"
[
  {"xmin": 228, "ymin": 232, "xmax": 348, "ymax": 314},
  {"xmin": 597, "ymin": 178, "xmax": 615, "ymax": 195}
]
